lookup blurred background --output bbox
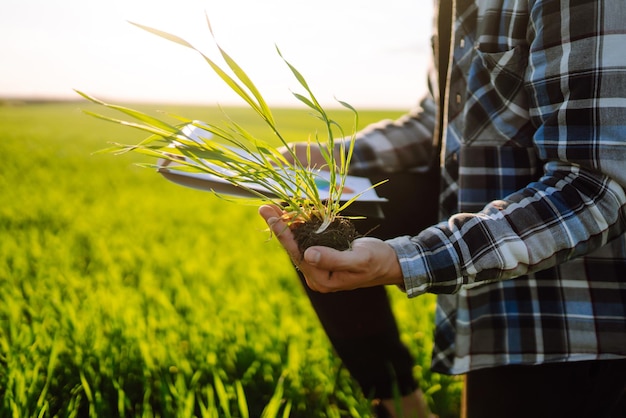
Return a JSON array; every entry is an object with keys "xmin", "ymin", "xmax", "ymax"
[{"xmin": 0, "ymin": 2, "xmax": 467, "ymax": 416}]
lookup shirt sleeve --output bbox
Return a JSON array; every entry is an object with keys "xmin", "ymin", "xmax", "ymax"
[
  {"xmin": 389, "ymin": 0, "xmax": 626, "ymax": 297},
  {"xmin": 346, "ymin": 95, "xmax": 438, "ymax": 175}
]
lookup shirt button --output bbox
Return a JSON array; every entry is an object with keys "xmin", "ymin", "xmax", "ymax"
[
  {"xmin": 456, "ymin": 93, "xmax": 462, "ymax": 104},
  {"xmin": 459, "ymin": 38, "xmax": 465, "ymax": 48}
]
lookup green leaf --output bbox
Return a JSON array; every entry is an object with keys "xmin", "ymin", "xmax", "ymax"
[
  {"xmin": 129, "ymin": 21, "xmax": 195, "ymax": 49},
  {"xmin": 213, "ymin": 374, "xmax": 231, "ymax": 418},
  {"xmin": 207, "ymin": 14, "xmax": 275, "ymax": 126},
  {"xmin": 275, "ymin": 46, "xmax": 311, "ymax": 92},
  {"xmin": 80, "ymin": 110, "xmax": 178, "ymax": 144},
  {"xmin": 75, "ymin": 90, "xmax": 179, "ymax": 134},
  {"xmin": 235, "ymin": 381, "xmax": 249, "ymax": 418},
  {"xmin": 291, "ymin": 93, "xmax": 317, "ymax": 111},
  {"xmin": 78, "ymin": 19, "xmax": 375, "ymax": 228}
]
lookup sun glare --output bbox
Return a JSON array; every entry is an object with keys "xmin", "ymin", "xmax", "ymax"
[{"xmin": 1, "ymin": 0, "xmax": 432, "ymax": 109}]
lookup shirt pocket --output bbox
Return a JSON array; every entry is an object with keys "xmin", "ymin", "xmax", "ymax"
[{"xmin": 463, "ymin": 45, "xmax": 533, "ymax": 147}]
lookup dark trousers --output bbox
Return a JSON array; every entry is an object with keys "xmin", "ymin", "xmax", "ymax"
[
  {"xmin": 297, "ymin": 172, "xmax": 440, "ymax": 399},
  {"xmin": 464, "ymin": 359, "xmax": 626, "ymax": 418},
  {"xmin": 296, "ymin": 270, "xmax": 417, "ymax": 399}
]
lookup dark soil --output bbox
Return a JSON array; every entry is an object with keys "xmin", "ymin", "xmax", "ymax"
[{"xmin": 292, "ymin": 217, "xmax": 359, "ymax": 253}]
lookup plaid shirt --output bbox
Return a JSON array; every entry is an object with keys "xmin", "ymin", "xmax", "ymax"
[{"xmin": 350, "ymin": 0, "xmax": 626, "ymax": 374}]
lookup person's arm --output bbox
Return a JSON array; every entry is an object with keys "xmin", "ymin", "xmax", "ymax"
[
  {"xmin": 262, "ymin": 1, "xmax": 626, "ymax": 296},
  {"xmin": 391, "ymin": 0, "xmax": 626, "ymax": 297},
  {"xmin": 282, "ymin": 94, "xmax": 438, "ymax": 174},
  {"xmin": 347, "ymin": 96, "xmax": 438, "ymax": 175}
]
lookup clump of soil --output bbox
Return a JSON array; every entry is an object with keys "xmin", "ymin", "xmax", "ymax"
[{"xmin": 292, "ymin": 217, "xmax": 359, "ymax": 253}]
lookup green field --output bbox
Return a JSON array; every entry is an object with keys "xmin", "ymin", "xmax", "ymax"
[{"xmin": 0, "ymin": 101, "xmax": 462, "ymax": 417}]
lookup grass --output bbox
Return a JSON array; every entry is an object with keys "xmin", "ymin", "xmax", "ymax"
[{"xmin": 0, "ymin": 101, "xmax": 462, "ymax": 417}]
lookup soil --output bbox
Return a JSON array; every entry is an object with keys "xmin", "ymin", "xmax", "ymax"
[{"xmin": 291, "ymin": 217, "xmax": 359, "ymax": 253}]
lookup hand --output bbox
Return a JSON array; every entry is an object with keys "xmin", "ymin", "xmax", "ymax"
[
  {"xmin": 259, "ymin": 205, "xmax": 405, "ymax": 292},
  {"xmin": 278, "ymin": 142, "xmax": 341, "ymax": 171}
]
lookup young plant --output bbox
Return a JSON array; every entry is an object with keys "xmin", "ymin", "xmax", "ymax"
[{"xmin": 77, "ymin": 17, "xmax": 382, "ymax": 251}]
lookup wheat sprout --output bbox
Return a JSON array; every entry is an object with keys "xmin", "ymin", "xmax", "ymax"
[{"xmin": 77, "ymin": 14, "xmax": 382, "ymax": 233}]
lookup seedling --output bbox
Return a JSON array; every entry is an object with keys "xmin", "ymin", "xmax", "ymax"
[{"xmin": 77, "ymin": 16, "xmax": 383, "ymax": 251}]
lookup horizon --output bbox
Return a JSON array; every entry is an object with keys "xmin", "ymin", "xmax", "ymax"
[{"xmin": 1, "ymin": 0, "xmax": 433, "ymax": 110}]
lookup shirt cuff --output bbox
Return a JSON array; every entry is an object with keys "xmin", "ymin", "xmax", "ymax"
[{"xmin": 386, "ymin": 236, "xmax": 431, "ymax": 297}]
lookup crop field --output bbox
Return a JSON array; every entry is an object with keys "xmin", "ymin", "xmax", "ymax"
[{"xmin": 0, "ymin": 101, "xmax": 462, "ymax": 417}]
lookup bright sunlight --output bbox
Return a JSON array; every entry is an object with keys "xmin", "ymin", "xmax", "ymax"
[{"xmin": 1, "ymin": 0, "xmax": 432, "ymax": 108}]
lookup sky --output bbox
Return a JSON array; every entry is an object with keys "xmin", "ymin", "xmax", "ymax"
[{"xmin": 1, "ymin": 0, "xmax": 433, "ymax": 109}]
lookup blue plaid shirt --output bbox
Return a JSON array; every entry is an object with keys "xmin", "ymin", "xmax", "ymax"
[{"xmin": 350, "ymin": 0, "xmax": 626, "ymax": 374}]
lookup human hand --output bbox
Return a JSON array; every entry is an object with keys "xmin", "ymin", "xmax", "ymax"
[
  {"xmin": 259, "ymin": 205, "xmax": 404, "ymax": 292},
  {"xmin": 278, "ymin": 142, "xmax": 341, "ymax": 171}
]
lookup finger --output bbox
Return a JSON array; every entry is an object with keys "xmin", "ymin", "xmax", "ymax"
[
  {"xmin": 259, "ymin": 206, "xmax": 304, "ymax": 264},
  {"xmin": 274, "ymin": 225, "xmax": 298, "ymax": 252},
  {"xmin": 305, "ymin": 268, "xmax": 362, "ymax": 293},
  {"xmin": 258, "ymin": 204, "xmax": 283, "ymax": 221},
  {"xmin": 303, "ymin": 245, "xmax": 368, "ymax": 272},
  {"xmin": 302, "ymin": 274, "xmax": 320, "ymax": 293}
]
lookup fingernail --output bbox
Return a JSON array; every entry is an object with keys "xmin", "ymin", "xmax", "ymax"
[
  {"xmin": 305, "ymin": 249, "xmax": 320, "ymax": 264},
  {"xmin": 266, "ymin": 216, "xmax": 278, "ymax": 226}
]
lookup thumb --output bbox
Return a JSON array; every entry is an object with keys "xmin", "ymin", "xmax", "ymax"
[{"xmin": 303, "ymin": 245, "xmax": 365, "ymax": 271}]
